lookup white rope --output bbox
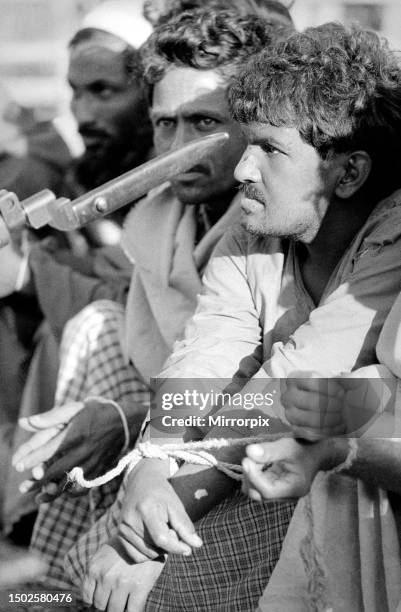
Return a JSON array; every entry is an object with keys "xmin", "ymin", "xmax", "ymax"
[
  {"xmin": 84, "ymin": 395, "xmax": 130, "ymax": 453},
  {"xmin": 67, "ymin": 433, "xmax": 292, "ymax": 489}
]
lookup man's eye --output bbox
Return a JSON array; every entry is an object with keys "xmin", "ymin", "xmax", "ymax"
[
  {"xmin": 156, "ymin": 119, "xmax": 175, "ymax": 128},
  {"xmin": 195, "ymin": 118, "xmax": 218, "ymax": 130},
  {"xmin": 262, "ymin": 143, "xmax": 279, "ymax": 155},
  {"xmin": 91, "ymin": 84, "xmax": 114, "ymax": 99}
]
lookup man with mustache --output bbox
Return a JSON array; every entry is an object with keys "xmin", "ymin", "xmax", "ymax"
[
  {"xmin": 0, "ymin": 0, "xmax": 153, "ymax": 577},
  {"xmin": 66, "ymin": 2, "xmax": 152, "ymax": 198},
  {"xmin": 113, "ymin": 22, "xmax": 401, "ymax": 612},
  {"xmin": 18, "ymin": 10, "xmax": 285, "ymax": 604}
]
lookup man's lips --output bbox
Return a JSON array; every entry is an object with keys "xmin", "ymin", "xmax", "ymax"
[
  {"xmin": 240, "ymin": 198, "xmax": 264, "ymax": 215},
  {"xmin": 239, "ymin": 185, "xmax": 266, "ymax": 209},
  {"xmin": 175, "ymin": 165, "xmax": 208, "ymax": 182}
]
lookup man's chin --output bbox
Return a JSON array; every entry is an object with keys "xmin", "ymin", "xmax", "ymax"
[
  {"xmin": 171, "ymin": 182, "xmax": 206, "ymax": 206},
  {"xmin": 240, "ymin": 216, "xmax": 276, "ymax": 238}
]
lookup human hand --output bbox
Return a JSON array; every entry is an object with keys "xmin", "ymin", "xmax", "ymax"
[
  {"xmin": 242, "ymin": 437, "xmax": 327, "ymax": 501},
  {"xmin": 82, "ymin": 538, "xmax": 164, "ymax": 612},
  {"xmin": 13, "ymin": 398, "xmax": 129, "ymax": 502},
  {"xmin": 282, "ymin": 367, "xmax": 397, "ymax": 441},
  {"xmin": 282, "ymin": 374, "xmax": 346, "ymax": 441},
  {"xmin": 117, "ymin": 459, "xmax": 203, "ymax": 563}
]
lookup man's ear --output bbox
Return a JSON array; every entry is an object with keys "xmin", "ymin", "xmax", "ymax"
[{"xmin": 335, "ymin": 151, "xmax": 372, "ymax": 199}]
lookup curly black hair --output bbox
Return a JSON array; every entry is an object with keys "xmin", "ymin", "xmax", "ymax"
[
  {"xmin": 140, "ymin": 8, "xmax": 291, "ymax": 87},
  {"xmin": 143, "ymin": 0, "xmax": 294, "ymax": 27},
  {"xmin": 229, "ymin": 22, "xmax": 401, "ymax": 196}
]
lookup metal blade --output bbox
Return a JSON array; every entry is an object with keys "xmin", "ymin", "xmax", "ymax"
[{"xmin": 50, "ymin": 132, "xmax": 229, "ymax": 230}]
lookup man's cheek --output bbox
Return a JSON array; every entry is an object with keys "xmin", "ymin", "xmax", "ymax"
[{"xmin": 153, "ymin": 134, "xmax": 172, "ymax": 156}]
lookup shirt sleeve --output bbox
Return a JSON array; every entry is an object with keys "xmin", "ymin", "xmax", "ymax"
[
  {"xmin": 29, "ymin": 242, "xmax": 132, "ymax": 340},
  {"xmin": 263, "ymin": 232, "xmax": 401, "ymax": 378},
  {"xmin": 159, "ymin": 226, "xmax": 264, "ymax": 381},
  {"xmin": 151, "ymin": 217, "xmax": 401, "ymax": 444}
]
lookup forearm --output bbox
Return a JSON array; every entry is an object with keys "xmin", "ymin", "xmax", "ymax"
[
  {"xmin": 170, "ymin": 429, "xmax": 246, "ymax": 522},
  {"xmin": 322, "ymin": 434, "xmax": 401, "ymax": 494}
]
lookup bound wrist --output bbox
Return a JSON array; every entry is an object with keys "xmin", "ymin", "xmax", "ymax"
[{"xmin": 317, "ymin": 437, "xmax": 350, "ymax": 472}]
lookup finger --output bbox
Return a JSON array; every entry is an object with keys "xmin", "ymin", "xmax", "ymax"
[
  {"xmin": 93, "ymin": 580, "xmax": 111, "ymax": 612},
  {"xmin": 286, "ymin": 377, "xmax": 345, "ymax": 399},
  {"xmin": 106, "ymin": 587, "xmax": 130, "ymax": 612},
  {"xmin": 19, "ymin": 479, "xmax": 37, "ymax": 494},
  {"xmin": 242, "ymin": 457, "xmax": 298, "ymax": 499},
  {"xmin": 35, "ymin": 482, "xmax": 63, "ymax": 503},
  {"xmin": 127, "ymin": 590, "xmax": 145, "ymax": 612},
  {"xmin": 246, "ymin": 485, "xmax": 263, "ymax": 502},
  {"xmin": 283, "ymin": 388, "xmax": 344, "ymax": 415},
  {"xmin": 13, "ymin": 427, "xmax": 64, "ymax": 471},
  {"xmin": 246, "ymin": 438, "xmax": 303, "ymax": 464},
  {"xmin": 38, "ymin": 451, "xmax": 86, "ymax": 487},
  {"xmin": 31, "ymin": 464, "xmax": 45, "ymax": 480},
  {"xmin": 242, "ymin": 469, "xmax": 263, "ymax": 501},
  {"xmin": 117, "ymin": 525, "xmax": 161, "ymax": 563},
  {"xmin": 18, "ymin": 402, "xmax": 83, "ymax": 431},
  {"xmin": 140, "ymin": 506, "xmax": 194, "ymax": 556},
  {"xmin": 166, "ymin": 503, "xmax": 202, "ymax": 551},
  {"xmin": 286, "ymin": 405, "xmax": 344, "ymax": 429},
  {"xmin": 81, "ymin": 574, "xmax": 96, "ymax": 607}
]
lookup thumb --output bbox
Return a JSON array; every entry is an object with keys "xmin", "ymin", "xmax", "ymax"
[
  {"xmin": 19, "ymin": 402, "xmax": 84, "ymax": 431},
  {"xmin": 246, "ymin": 439, "xmax": 291, "ymax": 464}
]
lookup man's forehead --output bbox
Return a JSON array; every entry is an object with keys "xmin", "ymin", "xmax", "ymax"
[
  {"xmin": 68, "ymin": 43, "xmax": 126, "ymax": 81},
  {"xmin": 242, "ymin": 122, "xmax": 299, "ymax": 147},
  {"xmin": 151, "ymin": 67, "xmax": 229, "ymax": 115}
]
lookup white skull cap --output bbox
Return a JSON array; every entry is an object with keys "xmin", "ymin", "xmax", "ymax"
[{"xmin": 81, "ymin": 0, "xmax": 153, "ymax": 49}]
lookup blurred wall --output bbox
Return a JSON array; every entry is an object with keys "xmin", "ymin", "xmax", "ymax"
[
  {"xmin": 0, "ymin": 0, "xmax": 144, "ymax": 118},
  {"xmin": 0, "ymin": 0, "xmax": 400, "ymax": 120}
]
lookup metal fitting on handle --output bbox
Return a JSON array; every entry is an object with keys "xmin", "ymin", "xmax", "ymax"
[{"xmin": 94, "ymin": 196, "xmax": 108, "ymax": 214}]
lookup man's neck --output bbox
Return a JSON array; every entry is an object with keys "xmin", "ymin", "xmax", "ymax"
[{"xmin": 298, "ymin": 194, "xmax": 377, "ymax": 305}]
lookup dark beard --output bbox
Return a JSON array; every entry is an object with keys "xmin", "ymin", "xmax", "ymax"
[{"xmin": 74, "ymin": 137, "xmax": 151, "ymax": 191}]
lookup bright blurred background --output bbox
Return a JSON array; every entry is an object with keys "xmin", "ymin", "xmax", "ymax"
[{"xmin": 0, "ymin": 0, "xmax": 400, "ymax": 119}]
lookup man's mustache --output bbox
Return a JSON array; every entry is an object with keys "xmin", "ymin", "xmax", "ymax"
[{"xmin": 238, "ymin": 184, "xmax": 266, "ymax": 205}]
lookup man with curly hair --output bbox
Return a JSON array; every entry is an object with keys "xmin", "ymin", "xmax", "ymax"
[
  {"xmin": 18, "ymin": 9, "xmax": 287, "ymax": 609},
  {"xmin": 116, "ymin": 22, "xmax": 401, "ymax": 611}
]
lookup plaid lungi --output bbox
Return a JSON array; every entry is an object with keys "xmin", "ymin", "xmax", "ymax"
[
  {"xmin": 145, "ymin": 492, "xmax": 296, "ymax": 612},
  {"xmin": 67, "ymin": 479, "xmax": 295, "ymax": 611},
  {"xmin": 65, "ymin": 473, "xmax": 126, "ymax": 586},
  {"xmin": 30, "ymin": 300, "xmax": 150, "ymax": 589}
]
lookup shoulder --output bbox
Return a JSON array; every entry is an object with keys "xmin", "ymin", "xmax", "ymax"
[
  {"xmin": 362, "ymin": 189, "xmax": 401, "ymax": 246},
  {"xmin": 215, "ymin": 222, "xmax": 284, "ymax": 259}
]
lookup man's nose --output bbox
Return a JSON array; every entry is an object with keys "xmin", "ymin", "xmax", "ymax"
[
  {"xmin": 170, "ymin": 123, "xmax": 194, "ymax": 151},
  {"xmin": 234, "ymin": 148, "xmax": 262, "ymax": 183},
  {"xmin": 71, "ymin": 94, "xmax": 97, "ymax": 126}
]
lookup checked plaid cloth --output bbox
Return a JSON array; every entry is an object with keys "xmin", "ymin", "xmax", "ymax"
[
  {"xmin": 30, "ymin": 300, "xmax": 150, "ymax": 590},
  {"xmin": 66, "ymin": 481, "xmax": 296, "ymax": 611}
]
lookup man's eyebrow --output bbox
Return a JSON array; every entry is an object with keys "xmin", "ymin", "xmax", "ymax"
[
  {"xmin": 249, "ymin": 134, "xmax": 292, "ymax": 151},
  {"xmin": 150, "ymin": 109, "xmax": 174, "ymax": 120},
  {"xmin": 151, "ymin": 107, "xmax": 228, "ymax": 122}
]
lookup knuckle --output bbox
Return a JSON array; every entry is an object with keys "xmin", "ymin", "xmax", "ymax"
[{"xmin": 153, "ymin": 533, "xmax": 168, "ymax": 548}]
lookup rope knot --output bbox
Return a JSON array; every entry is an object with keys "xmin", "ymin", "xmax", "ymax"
[{"xmin": 138, "ymin": 441, "xmax": 169, "ymax": 461}]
